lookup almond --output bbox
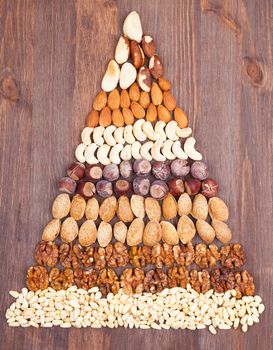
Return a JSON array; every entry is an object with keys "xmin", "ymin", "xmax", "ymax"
[
  {"xmin": 127, "ymin": 218, "xmax": 144, "ymax": 246},
  {"xmin": 107, "ymin": 88, "xmax": 120, "ymax": 110},
  {"xmin": 42, "ymin": 219, "xmax": 61, "ymax": 242},
  {"xmin": 130, "ymin": 194, "xmax": 145, "ymax": 219},
  {"xmin": 143, "ymin": 220, "xmax": 162, "ymax": 246},
  {"xmin": 141, "ymin": 35, "xmax": 155, "ymax": 57},
  {"xmin": 122, "ymin": 107, "xmax": 135, "ymax": 125},
  {"xmin": 163, "ymin": 91, "xmax": 176, "ymax": 111},
  {"xmin": 177, "ymin": 215, "xmax": 196, "ymax": 244},
  {"xmin": 86, "ymin": 110, "xmax": 99, "ymax": 128},
  {"xmin": 162, "ymin": 193, "xmax": 177, "ymax": 220},
  {"xmin": 52, "ymin": 193, "xmax": 71, "ymax": 219},
  {"xmin": 101, "ymin": 60, "xmax": 120, "ymax": 92},
  {"xmin": 60, "ymin": 217, "xmax": 78, "ymax": 243},
  {"xmin": 208, "ymin": 197, "xmax": 229, "ymax": 222},
  {"xmin": 196, "ymin": 219, "xmax": 215, "ymax": 244},
  {"xmin": 112, "ymin": 109, "xmax": 124, "ymax": 127},
  {"xmin": 178, "ymin": 193, "xmax": 192, "ymax": 216},
  {"xmin": 99, "ymin": 106, "xmax": 112, "ymax": 127},
  {"xmin": 119, "ymin": 62, "xmax": 137, "ymax": 90},
  {"xmin": 131, "ymin": 101, "xmax": 145, "ymax": 119},
  {"xmin": 130, "ymin": 40, "xmax": 145, "ymax": 69},
  {"xmin": 99, "ymin": 196, "xmax": 117, "ymax": 222},
  {"xmin": 137, "ymin": 66, "xmax": 152, "ymax": 92},
  {"xmin": 161, "ymin": 221, "xmax": 179, "ymax": 245},
  {"xmin": 149, "ymin": 55, "xmax": 164, "ymax": 79},
  {"xmin": 211, "ymin": 220, "xmax": 232, "ymax": 243},
  {"xmin": 191, "ymin": 194, "xmax": 208, "ymax": 220},
  {"xmin": 174, "ymin": 107, "xmax": 188, "ymax": 128},
  {"xmin": 145, "ymin": 197, "xmax": 161, "ymax": 221},
  {"xmin": 151, "ymin": 82, "xmax": 163, "ymax": 106},
  {"xmin": 115, "ymin": 35, "xmax": 130, "ymax": 64},
  {"xmin": 117, "ymin": 195, "xmax": 134, "ymax": 222},
  {"xmin": 120, "ymin": 89, "xmax": 131, "ymax": 108},
  {"xmin": 97, "ymin": 221, "xmax": 112, "ymax": 247},
  {"xmin": 93, "ymin": 90, "xmax": 107, "ymax": 111},
  {"xmin": 85, "ymin": 197, "xmax": 99, "ymax": 220},
  {"xmin": 157, "ymin": 105, "xmax": 171, "ymax": 123},
  {"xmin": 129, "ymin": 82, "xmax": 140, "ymax": 101},
  {"xmin": 70, "ymin": 194, "xmax": 86, "ymax": 221},
  {"xmin": 113, "ymin": 221, "xmax": 128, "ymax": 243},
  {"xmin": 146, "ymin": 103, "xmax": 157, "ymax": 122},
  {"xmin": 78, "ymin": 220, "xmax": 97, "ymax": 246},
  {"xmin": 158, "ymin": 77, "xmax": 171, "ymax": 91},
  {"xmin": 139, "ymin": 91, "xmax": 150, "ymax": 109}
]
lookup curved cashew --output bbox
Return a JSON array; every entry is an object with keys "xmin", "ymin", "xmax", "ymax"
[
  {"xmin": 151, "ymin": 140, "xmax": 166, "ymax": 161},
  {"xmin": 165, "ymin": 121, "xmax": 179, "ymax": 141},
  {"xmin": 84, "ymin": 143, "xmax": 99, "ymax": 164},
  {"xmin": 97, "ymin": 144, "xmax": 111, "ymax": 165},
  {"xmin": 93, "ymin": 126, "xmax": 105, "ymax": 146},
  {"xmin": 104, "ymin": 125, "xmax": 117, "ymax": 146},
  {"xmin": 176, "ymin": 127, "xmax": 192, "ymax": 138},
  {"xmin": 109, "ymin": 144, "xmax": 123, "ymax": 164},
  {"xmin": 133, "ymin": 119, "xmax": 147, "ymax": 142},
  {"xmin": 124, "ymin": 125, "xmax": 136, "ymax": 144},
  {"xmin": 142, "ymin": 121, "xmax": 160, "ymax": 141},
  {"xmin": 120, "ymin": 144, "xmax": 132, "ymax": 160},
  {"xmin": 140, "ymin": 141, "xmax": 153, "ymax": 161},
  {"xmin": 114, "ymin": 127, "xmax": 125, "ymax": 144},
  {"xmin": 184, "ymin": 137, "xmax": 202, "ymax": 160},
  {"xmin": 154, "ymin": 121, "xmax": 166, "ymax": 141},
  {"xmin": 81, "ymin": 127, "xmax": 93, "ymax": 145},
  {"xmin": 131, "ymin": 141, "xmax": 142, "ymax": 160},
  {"xmin": 75, "ymin": 143, "xmax": 86, "ymax": 163},
  {"xmin": 172, "ymin": 140, "xmax": 188, "ymax": 159},
  {"xmin": 162, "ymin": 140, "xmax": 175, "ymax": 160}
]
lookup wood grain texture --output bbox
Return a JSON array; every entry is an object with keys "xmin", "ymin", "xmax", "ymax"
[{"xmin": 0, "ymin": 0, "xmax": 272, "ymax": 349}]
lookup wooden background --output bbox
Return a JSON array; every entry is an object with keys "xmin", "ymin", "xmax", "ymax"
[{"xmin": 0, "ymin": 0, "xmax": 272, "ymax": 349}]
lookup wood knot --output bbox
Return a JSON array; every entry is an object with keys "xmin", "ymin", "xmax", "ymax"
[
  {"xmin": 0, "ymin": 69, "xmax": 20, "ymax": 101},
  {"xmin": 243, "ymin": 57, "xmax": 265, "ymax": 87}
]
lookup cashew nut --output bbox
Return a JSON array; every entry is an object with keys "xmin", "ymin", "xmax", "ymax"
[
  {"xmin": 109, "ymin": 144, "xmax": 123, "ymax": 164},
  {"xmin": 75, "ymin": 143, "xmax": 86, "ymax": 163},
  {"xmin": 84, "ymin": 143, "xmax": 99, "ymax": 164},
  {"xmin": 151, "ymin": 140, "xmax": 166, "ymax": 161},
  {"xmin": 131, "ymin": 141, "xmax": 142, "ymax": 160},
  {"xmin": 162, "ymin": 140, "xmax": 175, "ymax": 160},
  {"xmin": 124, "ymin": 125, "xmax": 136, "ymax": 144},
  {"xmin": 140, "ymin": 141, "xmax": 153, "ymax": 161},
  {"xmin": 172, "ymin": 140, "xmax": 188, "ymax": 159},
  {"xmin": 81, "ymin": 127, "xmax": 93, "ymax": 145},
  {"xmin": 97, "ymin": 144, "xmax": 111, "ymax": 165},
  {"xmin": 154, "ymin": 121, "xmax": 166, "ymax": 141},
  {"xmin": 142, "ymin": 121, "xmax": 160, "ymax": 141},
  {"xmin": 93, "ymin": 126, "xmax": 105, "ymax": 146},
  {"xmin": 104, "ymin": 125, "xmax": 117, "ymax": 146},
  {"xmin": 120, "ymin": 144, "xmax": 132, "ymax": 160},
  {"xmin": 114, "ymin": 127, "xmax": 125, "ymax": 144},
  {"xmin": 176, "ymin": 127, "xmax": 192, "ymax": 138},
  {"xmin": 165, "ymin": 121, "xmax": 179, "ymax": 141},
  {"xmin": 184, "ymin": 137, "xmax": 202, "ymax": 160},
  {"xmin": 133, "ymin": 119, "xmax": 147, "ymax": 142}
]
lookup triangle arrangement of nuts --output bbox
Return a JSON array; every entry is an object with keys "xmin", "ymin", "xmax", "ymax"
[{"xmin": 6, "ymin": 11, "xmax": 264, "ymax": 333}]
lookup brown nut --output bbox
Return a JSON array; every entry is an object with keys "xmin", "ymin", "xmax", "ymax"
[
  {"xmin": 143, "ymin": 220, "xmax": 162, "ymax": 246},
  {"xmin": 149, "ymin": 55, "xmax": 164, "ymax": 79},
  {"xmin": 167, "ymin": 178, "xmax": 185, "ymax": 197},
  {"xmin": 150, "ymin": 180, "xmax": 168, "ymax": 200},
  {"xmin": 131, "ymin": 101, "xmax": 145, "ymax": 119},
  {"xmin": 174, "ymin": 107, "xmax": 188, "ymax": 128},
  {"xmin": 122, "ymin": 107, "xmax": 135, "ymax": 125},
  {"xmin": 107, "ymin": 88, "xmax": 120, "ymax": 110},
  {"xmin": 211, "ymin": 220, "xmax": 232, "ymax": 243},
  {"xmin": 93, "ymin": 91, "xmax": 107, "ymax": 111},
  {"xmin": 67, "ymin": 162, "xmax": 85, "ymax": 181},
  {"xmin": 201, "ymin": 178, "xmax": 219, "ymax": 198},
  {"xmin": 99, "ymin": 196, "xmax": 117, "ymax": 222},
  {"xmin": 177, "ymin": 215, "xmax": 196, "ymax": 244},
  {"xmin": 139, "ymin": 91, "xmax": 150, "ymax": 109},
  {"xmin": 185, "ymin": 178, "xmax": 201, "ymax": 196},
  {"xmin": 171, "ymin": 159, "xmax": 190, "ymax": 177},
  {"xmin": 137, "ymin": 66, "xmax": 152, "ymax": 92},
  {"xmin": 79, "ymin": 220, "xmax": 97, "ymax": 247},
  {"xmin": 42, "ymin": 219, "xmax": 61, "ymax": 241},
  {"xmin": 157, "ymin": 105, "xmax": 171, "ymax": 123},
  {"xmin": 112, "ymin": 109, "xmax": 124, "ymax": 127},
  {"xmin": 162, "ymin": 193, "xmax": 178, "ymax": 220},
  {"xmin": 60, "ymin": 217, "xmax": 79, "ymax": 243},
  {"xmin": 191, "ymin": 161, "xmax": 209, "ymax": 181},
  {"xmin": 130, "ymin": 40, "xmax": 145, "ymax": 69},
  {"xmin": 97, "ymin": 221, "xmax": 112, "ymax": 247},
  {"xmin": 129, "ymin": 82, "xmax": 140, "ymax": 102},
  {"xmin": 96, "ymin": 180, "xmax": 113, "ymax": 198},
  {"xmin": 85, "ymin": 165, "xmax": 103, "ymax": 181},
  {"xmin": 191, "ymin": 194, "xmax": 208, "ymax": 220},
  {"xmin": 113, "ymin": 221, "xmax": 127, "ymax": 243},
  {"xmin": 208, "ymin": 197, "xmax": 229, "ymax": 222},
  {"xmin": 146, "ymin": 103, "xmax": 157, "ymax": 122},
  {"xmin": 151, "ymin": 82, "xmax": 163, "ymax": 106},
  {"xmin": 99, "ymin": 106, "xmax": 112, "ymax": 127},
  {"xmin": 77, "ymin": 181, "xmax": 96, "ymax": 199},
  {"xmin": 114, "ymin": 179, "xmax": 132, "ymax": 196},
  {"xmin": 161, "ymin": 221, "xmax": 179, "ymax": 245},
  {"xmin": 70, "ymin": 194, "xmax": 86, "ymax": 221},
  {"xmin": 120, "ymin": 89, "xmax": 131, "ymax": 108},
  {"xmin": 196, "ymin": 219, "xmax": 215, "ymax": 244},
  {"xmin": 158, "ymin": 77, "xmax": 171, "ymax": 91},
  {"xmin": 58, "ymin": 177, "xmax": 76, "ymax": 195},
  {"xmin": 145, "ymin": 197, "xmax": 161, "ymax": 221},
  {"xmin": 127, "ymin": 218, "xmax": 144, "ymax": 246},
  {"xmin": 117, "ymin": 196, "xmax": 134, "ymax": 222},
  {"xmin": 141, "ymin": 35, "xmax": 155, "ymax": 57},
  {"xmin": 52, "ymin": 193, "xmax": 71, "ymax": 219},
  {"xmin": 85, "ymin": 197, "xmax": 99, "ymax": 220},
  {"xmin": 178, "ymin": 193, "xmax": 192, "ymax": 216},
  {"xmin": 163, "ymin": 91, "xmax": 176, "ymax": 111},
  {"xmin": 87, "ymin": 110, "xmax": 99, "ymax": 128}
]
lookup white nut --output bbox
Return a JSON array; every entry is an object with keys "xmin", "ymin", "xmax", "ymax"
[
  {"xmin": 131, "ymin": 141, "xmax": 142, "ymax": 160},
  {"xmin": 81, "ymin": 127, "xmax": 93, "ymax": 145},
  {"xmin": 115, "ymin": 36, "xmax": 130, "ymax": 64},
  {"xmin": 133, "ymin": 120, "xmax": 147, "ymax": 142},
  {"xmin": 124, "ymin": 125, "xmax": 136, "ymax": 144},
  {"xmin": 75, "ymin": 143, "xmax": 86, "ymax": 163},
  {"xmin": 184, "ymin": 137, "xmax": 202, "ymax": 160},
  {"xmin": 123, "ymin": 11, "xmax": 143, "ymax": 43},
  {"xmin": 97, "ymin": 144, "xmax": 111, "ymax": 165},
  {"xmin": 165, "ymin": 121, "xmax": 179, "ymax": 141},
  {"xmin": 176, "ymin": 127, "xmax": 192, "ymax": 138},
  {"xmin": 162, "ymin": 140, "xmax": 175, "ymax": 160},
  {"xmin": 154, "ymin": 121, "xmax": 166, "ymax": 141},
  {"xmin": 104, "ymin": 125, "xmax": 117, "ymax": 146},
  {"xmin": 140, "ymin": 142, "xmax": 153, "ymax": 161},
  {"xmin": 119, "ymin": 63, "xmax": 137, "ymax": 90},
  {"xmin": 101, "ymin": 60, "xmax": 120, "ymax": 92},
  {"xmin": 114, "ymin": 127, "xmax": 125, "ymax": 144},
  {"xmin": 84, "ymin": 144, "xmax": 99, "ymax": 164},
  {"xmin": 142, "ymin": 121, "xmax": 160, "ymax": 141},
  {"xmin": 109, "ymin": 144, "xmax": 123, "ymax": 164},
  {"xmin": 172, "ymin": 141, "xmax": 188, "ymax": 159},
  {"xmin": 120, "ymin": 144, "xmax": 132, "ymax": 160},
  {"xmin": 93, "ymin": 126, "xmax": 105, "ymax": 146},
  {"xmin": 151, "ymin": 140, "xmax": 166, "ymax": 161}
]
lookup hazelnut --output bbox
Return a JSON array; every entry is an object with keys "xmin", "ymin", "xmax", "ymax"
[
  {"xmin": 58, "ymin": 177, "xmax": 76, "ymax": 194},
  {"xmin": 76, "ymin": 181, "xmax": 96, "ymax": 198},
  {"xmin": 67, "ymin": 162, "xmax": 85, "ymax": 181},
  {"xmin": 190, "ymin": 161, "xmax": 209, "ymax": 180},
  {"xmin": 167, "ymin": 178, "xmax": 184, "ymax": 197},
  {"xmin": 170, "ymin": 159, "xmax": 190, "ymax": 177},
  {"xmin": 201, "ymin": 178, "xmax": 219, "ymax": 198},
  {"xmin": 185, "ymin": 178, "xmax": 201, "ymax": 196},
  {"xmin": 85, "ymin": 165, "xmax": 103, "ymax": 180}
]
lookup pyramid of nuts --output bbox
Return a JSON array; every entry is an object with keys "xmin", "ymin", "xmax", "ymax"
[{"xmin": 6, "ymin": 11, "xmax": 264, "ymax": 333}]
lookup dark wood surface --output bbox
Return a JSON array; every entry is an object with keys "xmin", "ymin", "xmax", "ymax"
[{"xmin": 0, "ymin": 0, "xmax": 272, "ymax": 349}]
